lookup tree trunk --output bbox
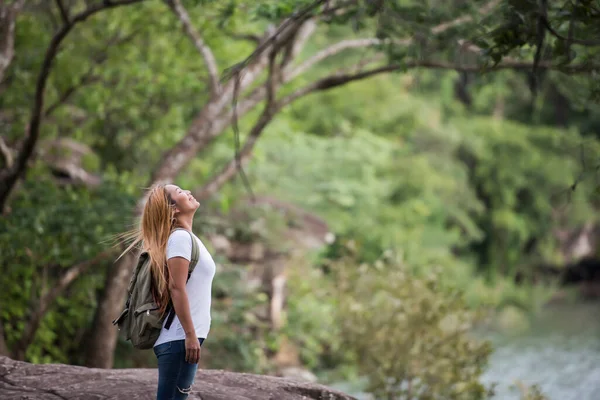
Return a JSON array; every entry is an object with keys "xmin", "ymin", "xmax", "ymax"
[{"xmin": 84, "ymin": 251, "xmax": 136, "ymax": 368}]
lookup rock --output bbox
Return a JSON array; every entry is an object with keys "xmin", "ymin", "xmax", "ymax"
[
  {"xmin": 0, "ymin": 356, "xmax": 355, "ymax": 400},
  {"xmin": 555, "ymin": 222, "xmax": 600, "ymax": 264}
]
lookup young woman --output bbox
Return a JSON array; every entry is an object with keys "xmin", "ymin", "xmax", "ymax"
[{"xmin": 124, "ymin": 183, "xmax": 216, "ymax": 400}]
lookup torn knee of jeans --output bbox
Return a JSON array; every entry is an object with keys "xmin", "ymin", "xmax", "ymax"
[{"xmin": 177, "ymin": 385, "xmax": 192, "ymax": 395}]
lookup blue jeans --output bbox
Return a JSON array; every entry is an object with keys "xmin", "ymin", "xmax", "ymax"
[{"xmin": 154, "ymin": 338, "xmax": 205, "ymax": 400}]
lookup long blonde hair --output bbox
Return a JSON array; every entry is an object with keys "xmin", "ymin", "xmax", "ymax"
[{"xmin": 120, "ymin": 184, "xmax": 176, "ymax": 315}]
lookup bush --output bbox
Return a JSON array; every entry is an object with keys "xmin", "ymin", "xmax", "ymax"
[{"xmin": 332, "ymin": 248, "xmax": 494, "ymax": 400}]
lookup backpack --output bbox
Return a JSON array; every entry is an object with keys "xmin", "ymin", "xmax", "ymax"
[{"xmin": 112, "ymin": 228, "xmax": 200, "ymax": 349}]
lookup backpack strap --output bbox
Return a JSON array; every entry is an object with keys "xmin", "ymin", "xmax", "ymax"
[
  {"xmin": 125, "ymin": 252, "xmax": 147, "ymax": 294},
  {"xmin": 188, "ymin": 230, "xmax": 200, "ymax": 278},
  {"xmin": 164, "ymin": 229, "xmax": 200, "ymax": 330}
]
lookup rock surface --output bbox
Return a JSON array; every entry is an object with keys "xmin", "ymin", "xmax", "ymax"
[{"xmin": 0, "ymin": 356, "xmax": 355, "ymax": 400}]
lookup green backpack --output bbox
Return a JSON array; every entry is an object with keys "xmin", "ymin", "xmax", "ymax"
[{"xmin": 112, "ymin": 228, "xmax": 199, "ymax": 349}]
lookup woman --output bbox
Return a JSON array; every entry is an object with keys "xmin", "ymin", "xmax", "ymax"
[{"xmin": 124, "ymin": 183, "xmax": 216, "ymax": 400}]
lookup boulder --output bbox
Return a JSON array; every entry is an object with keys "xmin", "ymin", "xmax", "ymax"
[{"xmin": 0, "ymin": 356, "xmax": 355, "ymax": 400}]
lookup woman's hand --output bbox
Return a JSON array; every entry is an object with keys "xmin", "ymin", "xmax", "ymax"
[{"xmin": 185, "ymin": 334, "xmax": 201, "ymax": 364}]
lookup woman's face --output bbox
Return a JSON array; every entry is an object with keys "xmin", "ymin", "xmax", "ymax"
[{"xmin": 165, "ymin": 184, "xmax": 199, "ymax": 214}]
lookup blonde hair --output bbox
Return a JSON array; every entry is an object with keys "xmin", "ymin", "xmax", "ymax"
[{"xmin": 119, "ymin": 184, "xmax": 176, "ymax": 315}]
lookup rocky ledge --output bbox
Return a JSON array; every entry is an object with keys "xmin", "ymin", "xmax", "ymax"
[{"xmin": 0, "ymin": 356, "xmax": 355, "ymax": 400}]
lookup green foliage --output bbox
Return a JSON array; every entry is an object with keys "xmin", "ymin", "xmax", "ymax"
[
  {"xmin": 0, "ymin": 177, "xmax": 135, "ymax": 363},
  {"xmin": 332, "ymin": 247, "xmax": 494, "ymax": 400},
  {"xmin": 482, "ymin": 0, "xmax": 600, "ymax": 68},
  {"xmin": 455, "ymin": 117, "xmax": 600, "ymax": 274},
  {"xmin": 284, "ymin": 256, "xmax": 347, "ymax": 372},
  {"xmin": 249, "ymin": 77, "xmax": 599, "ymax": 289},
  {"xmin": 248, "ymin": 107, "xmax": 482, "ymax": 271}
]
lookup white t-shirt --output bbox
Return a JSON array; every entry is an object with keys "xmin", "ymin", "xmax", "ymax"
[{"xmin": 154, "ymin": 230, "xmax": 216, "ymax": 347}]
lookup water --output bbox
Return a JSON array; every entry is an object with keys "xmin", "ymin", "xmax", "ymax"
[
  {"xmin": 329, "ymin": 301, "xmax": 600, "ymax": 400},
  {"xmin": 480, "ymin": 302, "xmax": 600, "ymax": 400}
]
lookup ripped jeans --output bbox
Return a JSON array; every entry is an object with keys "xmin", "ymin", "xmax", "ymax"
[{"xmin": 154, "ymin": 338, "xmax": 205, "ymax": 400}]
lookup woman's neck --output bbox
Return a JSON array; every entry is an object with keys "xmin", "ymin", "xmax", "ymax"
[{"xmin": 174, "ymin": 216, "xmax": 193, "ymax": 232}]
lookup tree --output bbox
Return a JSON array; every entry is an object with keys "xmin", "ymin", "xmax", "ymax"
[{"xmin": 0, "ymin": 0, "xmax": 147, "ymax": 212}]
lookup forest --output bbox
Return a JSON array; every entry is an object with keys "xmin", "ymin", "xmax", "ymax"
[{"xmin": 1, "ymin": 0, "xmax": 600, "ymax": 399}]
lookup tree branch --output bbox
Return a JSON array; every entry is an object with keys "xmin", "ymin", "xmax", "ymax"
[
  {"xmin": 151, "ymin": 1, "xmax": 347, "ymax": 189},
  {"xmin": 55, "ymin": 0, "xmax": 70, "ymax": 24},
  {"xmin": 431, "ymin": 0, "xmax": 501, "ymax": 34},
  {"xmin": 13, "ymin": 249, "xmax": 113, "ymax": 360},
  {"xmin": 282, "ymin": 59, "xmax": 600, "ymax": 107},
  {"xmin": 224, "ymin": 31, "xmax": 261, "ymax": 44},
  {"xmin": 150, "ymin": 11, "xmax": 318, "ymax": 185},
  {"xmin": 194, "ymin": 50, "xmax": 281, "ymax": 200},
  {"xmin": 221, "ymin": 0, "xmax": 326, "ymax": 82},
  {"xmin": 187, "ymin": 83, "xmax": 271, "ymax": 160},
  {"xmin": 280, "ymin": 19, "xmax": 318, "ymax": 68},
  {"xmin": 285, "ymin": 38, "xmax": 410, "ymax": 80},
  {"xmin": 44, "ymin": 30, "xmax": 139, "ymax": 117},
  {"xmin": 45, "ymin": 75, "xmax": 101, "ymax": 118},
  {"xmin": 0, "ymin": 0, "xmax": 147, "ymax": 213},
  {"xmin": 285, "ymin": 0, "xmax": 501, "ymax": 81},
  {"xmin": 165, "ymin": 0, "xmax": 220, "ymax": 95},
  {"xmin": 541, "ymin": 15, "xmax": 600, "ymax": 47}
]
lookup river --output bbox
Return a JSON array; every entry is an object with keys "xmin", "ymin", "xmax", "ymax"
[{"xmin": 329, "ymin": 301, "xmax": 600, "ymax": 399}]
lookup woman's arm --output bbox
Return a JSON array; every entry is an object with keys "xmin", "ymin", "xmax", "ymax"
[{"xmin": 168, "ymin": 257, "xmax": 201, "ymax": 363}]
